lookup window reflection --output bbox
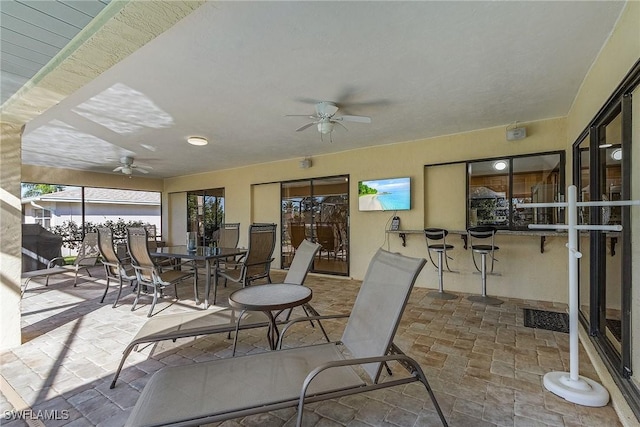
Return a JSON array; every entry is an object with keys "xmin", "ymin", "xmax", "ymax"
[
  {"xmin": 281, "ymin": 176, "xmax": 349, "ymax": 276},
  {"xmin": 467, "ymin": 152, "xmax": 564, "ymax": 229},
  {"xmin": 187, "ymin": 188, "xmax": 225, "ymax": 247},
  {"xmin": 468, "ymin": 161, "xmax": 509, "ymax": 227}
]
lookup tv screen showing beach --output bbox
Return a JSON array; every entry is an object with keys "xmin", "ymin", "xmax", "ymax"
[{"xmin": 358, "ymin": 177, "xmax": 411, "ymax": 211}]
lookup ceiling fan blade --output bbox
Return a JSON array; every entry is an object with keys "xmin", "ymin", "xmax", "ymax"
[
  {"xmin": 133, "ymin": 163, "xmax": 153, "ymax": 169},
  {"xmin": 296, "ymin": 122, "xmax": 317, "ymax": 132},
  {"xmin": 333, "ymin": 121, "xmax": 349, "ymax": 131},
  {"xmin": 334, "ymin": 115, "xmax": 371, "ymax": 124},
  {"xmin": 136, "ymin": 168, "xmax": 150, "ymax": 174},
  {"xmin": 286, "ymin": 114, "xmax": 318, "ymax": 119},
  {"xmin": 113, "ymin": 166, "xmax": 123, "ymax": 172}
]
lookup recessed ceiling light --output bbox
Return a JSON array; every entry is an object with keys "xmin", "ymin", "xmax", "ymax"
[
  {"xmin": 611, "ymin": 148, "xmax": 622, "ymax": 161},
  {"xmin": 187, "ymin": 136, "xmax": 208, "ymax": 146},
  {"xmin": 493, "ymin": 160, "xmax": 508, "ymax": 171}
]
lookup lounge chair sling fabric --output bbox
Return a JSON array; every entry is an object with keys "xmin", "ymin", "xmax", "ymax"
[
  {"xmin": 283, "ymin": 239, "xmax": 319, "ymax": 286},
  {"xmin": 126, "ymin": 249, "xmax": 447, "ymax": 427}
]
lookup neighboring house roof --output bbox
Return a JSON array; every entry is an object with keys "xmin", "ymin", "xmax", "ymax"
[{"xmin": 22, "ymin": 188, "xmax": 160, "ymax": 206}]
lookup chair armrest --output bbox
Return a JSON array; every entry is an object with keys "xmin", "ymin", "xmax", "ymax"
[
  {"xmin": 297, "ymin": 351, "xmax": 426, "ymax": 404},
  {"xmin": 100, "ymin": 260, "xmax": 120, "ymax": 269},
  {"xmin": 296, "ymin": 348, "xmax": 448, "ymax": 427},
  {"xmin": 277, "ymin": 313, "xmax": 350, "ymax": 349},
  {"xmin": 47, "ymin": 257, "xmax": 66, "ymax": 268}
]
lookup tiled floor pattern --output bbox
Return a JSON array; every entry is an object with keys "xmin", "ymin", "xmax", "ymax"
[{"xmin": 1, "ymin": 266, "xmax": 623, "ymax": 426}]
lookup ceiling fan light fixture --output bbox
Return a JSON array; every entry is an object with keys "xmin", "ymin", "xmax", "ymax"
[
  {"xmin": 122, "ymin": 166, "xmax": 132, "ymax": 175},
  {"xmin": 318, "ymin": 122, "xmax": 334, "ymax": 134},
  {"xmin": 187, "ymin": 136, "xmax": 208, "ymax": 146}
]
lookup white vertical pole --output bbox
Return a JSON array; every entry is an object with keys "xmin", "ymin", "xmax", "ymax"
[
  {"xmin": 517, "ymin": 185, "xmax": 640, "ymax": 406},
  {"xmin": 567, "ymin": 185, "xmax": 579, "ymax": 382}
]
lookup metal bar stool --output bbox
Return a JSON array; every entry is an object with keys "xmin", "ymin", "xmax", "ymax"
[
  {"xmin": 467, "ymin": 226, "xmax": 503, "ymax": 305},
  {"xmin": 424, "ymin": 228, "xmax": 457, "ymax": 300}
]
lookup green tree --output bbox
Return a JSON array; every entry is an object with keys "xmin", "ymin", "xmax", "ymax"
[{"xmin": 22, "ymin": 183, "xmax": 65, "ymax": 198}]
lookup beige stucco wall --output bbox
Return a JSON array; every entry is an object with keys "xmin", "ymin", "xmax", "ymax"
[
  {"xmin": 567, "ymin": 1, "xmax": 640, "ymax": 144},
  {"xmin": 164, "ymin": 117, "xmax": 570, "ymax": 301}
]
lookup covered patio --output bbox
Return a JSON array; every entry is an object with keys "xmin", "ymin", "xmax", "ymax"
[{"xmin": 2, "ymin": 267, "xmax": 622, "ymax": 426}]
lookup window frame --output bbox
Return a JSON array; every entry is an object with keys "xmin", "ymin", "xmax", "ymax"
[{"xmin": 465, "ymin": 150, "xmax": 566, "ymax": 230}]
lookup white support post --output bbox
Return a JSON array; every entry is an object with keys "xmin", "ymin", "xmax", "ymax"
[{"xmin": 517, "ymin": 185, "xmax": 640, "ymax": 407}]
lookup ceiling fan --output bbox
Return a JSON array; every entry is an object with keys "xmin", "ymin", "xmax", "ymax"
[
  {"xmin": 112, "ymin": 156, "xmax": 152, "ymax": 175},
  {"xmin": 287, "ymin": 101, "xmax": 371, "ymax": 141}
]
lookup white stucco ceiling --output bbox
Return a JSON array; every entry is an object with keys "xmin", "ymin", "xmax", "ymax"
[{"xmin": 13, "ymin": 1, "xmax": 627, "ymax": 178}]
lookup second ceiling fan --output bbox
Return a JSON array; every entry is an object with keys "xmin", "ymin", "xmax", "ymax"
[{"xmin": 287, "ymin": 101, "xmax": 371, "ymax": 141}]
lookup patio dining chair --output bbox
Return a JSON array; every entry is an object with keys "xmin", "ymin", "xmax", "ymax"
[
  {"xmin": 97, "ymin": 227, "xmax": 137, "ymax": 308},
  {"xmin": 201, "ymin": 222, "xmax": 241, "ymax": 271},
  {"xmin": 316, "ymin": 222, "xmax": 338, "ymax": 260},
  {"xmin": 125, "ymin": 249, "xmax": 448, "ymax": 427},
  {"xmin": 216, "ymin": 222, "xmax": 241, "ymax": 248},
  {"xmin": 127, "ymin": 227, "xmax": 197, "ymax": 317},
  {"xmin": 47, "ymin": 232, "xmax": 100, "ymax": 286},
  {"xmin": 214, "ymin": 223, "xmax": 277, "ymax": 302}
]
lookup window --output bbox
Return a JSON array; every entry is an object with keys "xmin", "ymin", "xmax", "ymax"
[
  {"xmin": 34, "ymin": 208, "xmax": 51, "ymax": 228},
  {"xmin": 467, "ymin": 151, "xmax": 565, "ymax": 230},
  {"xmin": 281, "ymin": 176, "xmax": 349, "ymax": 276},
  {"xmin": 21, "ymin": 182, "xmax": 162, "ymax": 245}
]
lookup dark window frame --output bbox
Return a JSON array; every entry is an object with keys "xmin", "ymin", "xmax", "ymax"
[{"xmin": 465, "ymin": 150, "xmax": 566, "ymax": 230}]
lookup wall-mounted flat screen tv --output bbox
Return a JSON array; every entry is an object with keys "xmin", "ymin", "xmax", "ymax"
[{"xmin": 358, "ymin": 177, "xmax": 411, "ymax": 211}]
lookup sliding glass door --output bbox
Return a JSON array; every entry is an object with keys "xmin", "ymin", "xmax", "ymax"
[
  {"xmin": 573, "ymin": 63, "xmax": 638, "ymax": 412},
  {"xmin": 187, "ymin": 188, "xmax": 225, "ymax": 247},
  {"xmin": 281, "ymin": 176, "xmax": 349, "ymax": 275}
]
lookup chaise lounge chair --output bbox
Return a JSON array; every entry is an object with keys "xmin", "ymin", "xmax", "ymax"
[
  {"xmin": 21, "ymin": 232, "xmax": 100, "ymax": 296},
  {"xmin": 110, "ymin": 239, "xmax": 323, "ymax": 389},
  {"xmin": 124, "ymin": 249, "xmax": 448, "ymax": 427}
]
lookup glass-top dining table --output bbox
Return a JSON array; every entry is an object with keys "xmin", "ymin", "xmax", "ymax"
[{"xmin": 151, "ymin": 246, "xmax": 247, "ymax": 308}]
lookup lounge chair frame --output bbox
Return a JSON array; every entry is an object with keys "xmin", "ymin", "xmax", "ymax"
[
  {"xmin": 47, "ymin": 232, "xmax": 100, "ymax": 286},
  {"xmin": 21, "ymin": 232, "xmax": 100, "ymax": 296}
]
